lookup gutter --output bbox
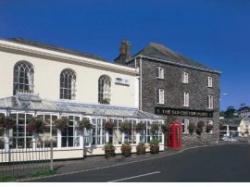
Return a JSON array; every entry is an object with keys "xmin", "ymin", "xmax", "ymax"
[{"xmin": 133, "ymin": 55, "xmax": 221, "ymax": 75}]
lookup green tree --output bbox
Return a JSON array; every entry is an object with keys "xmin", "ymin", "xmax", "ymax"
[{"xmin": 224, "ymin": 106, "xmax": 236, "ymax": 118}]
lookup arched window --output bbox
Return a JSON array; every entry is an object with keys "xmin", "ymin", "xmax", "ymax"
[
  {"xmin": 60, "ymin": 69, "xmax": 76, "ymax": 100},
  {"xmin": 98, "ymin": 75, "xmax": 111, "ymax": 104},
  {"xmin": 13, "ymin": 61, "xmax": 34, "ymax": 95}
]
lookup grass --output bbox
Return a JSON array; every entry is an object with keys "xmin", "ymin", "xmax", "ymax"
[
  {"xmin": 31, "ymin": 169, "xmax": 57, "ymax": 178},
  {"xmin": 0, "ymin": 175, "xmax": 16, "ymax": 182},
  {"xmin": 0, "ymin": 169, "xmax": 57, "ymax": 182}
]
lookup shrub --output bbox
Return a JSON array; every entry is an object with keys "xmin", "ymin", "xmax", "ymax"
[
  {"xmin": 188, "ymin": 123, "xmax": 195, "ymax": 135},
  {"xmin": 135, "ymin": 122, "xmax": 145, "ymax": 132},
  {"xmin": 149, "ymin": 139, "xmax": 160, "ymax": 154},
  {"xmin": 196, "ymin": 121, "xmax": 205, "ymax": 135},
  {"xmin": 121, "ymin": 142, "xmax": 132, "ymax": 157},
  {"xmin": 120, "ymin": 121, "xmax": 132, "ymax": 133},
  {"xmin": 136, "ymin": 143, "xmax": 146, "ymax": 155},
  {"xmin": 206, "ymin": 124, "xmax": 213, "ymax": 133},
  {"xmin": 104, "ymin": 143, "xmax": 115, "ymax": 158},
  {"xmin": 54, "ymin": 117, "xmax": 68, "ymax": 131},
  {"xmin": 78, "ymin": 118, "xmax": 92, "ymax": 130},
  {"xmin": 26, "ymin": 117, "xmax": 45, "ymax": 134}
]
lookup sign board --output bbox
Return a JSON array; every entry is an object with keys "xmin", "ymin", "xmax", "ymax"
[{"xmin": 155, "ymin": 107, "xmax": 213, "ymax": 118}]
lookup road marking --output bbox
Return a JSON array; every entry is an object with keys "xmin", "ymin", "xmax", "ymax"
[{"xmin": 108, "ymin": 171, "xmax": 161, "ymax": 182}]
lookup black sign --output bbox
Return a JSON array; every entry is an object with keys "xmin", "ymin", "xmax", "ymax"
[{"xmin": 155, "ymin": 107, "xmax": 213, "ymax": 118}]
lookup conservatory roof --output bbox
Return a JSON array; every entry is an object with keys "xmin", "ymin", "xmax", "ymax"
[{"xmin": 0, "ymin": 94, "xmax": 162, "ymax": 120}]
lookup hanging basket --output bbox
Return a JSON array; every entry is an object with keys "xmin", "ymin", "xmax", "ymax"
[
  {"xmin": 54, "ymin": 117, "xmax": 69, "ymax": 131},
  {"xmin": 104, "ymin": 120, "xmax": 114, "ymax": 131},
  {"xmin": 26, "ymin": 117, "xmax": 45, "ymax": 134},
  {"xmin": 120, "ymin": 121, "xmax": 132, "ymax": 133},
  {"xmin": 150, "ymin": 123, "xmax": 160, "ymax": 134},
  {"xmin": 79, "ymin": 118, "xmax": 93, "ymax": 130},
  {"xmin": 0, "ymin": 116, "xmax": 15, "ymax": 130},
  {"xmin": 135, "ymin": 122, "xmax": 146, "ymax": 132}
]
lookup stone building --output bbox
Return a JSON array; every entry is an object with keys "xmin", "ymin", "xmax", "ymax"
[{"xmin": 115, "ymin": 41, "xmax": 221, "ymax": 145}]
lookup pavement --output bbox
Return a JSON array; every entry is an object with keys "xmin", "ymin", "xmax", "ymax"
[{"xmin": 27, "ymin": 143, "xmax": 250, "ymax": 182}]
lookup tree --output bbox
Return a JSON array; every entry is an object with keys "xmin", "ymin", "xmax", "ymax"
[{"xmin": 224, "ymin": 106, "xmax": 236, "ymax": 119}]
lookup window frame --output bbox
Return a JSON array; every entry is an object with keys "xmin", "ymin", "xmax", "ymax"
[
  {"xmin": 157, "ymin": 67, "xmax": 164, "ymax": 79},
  {"xmin": 208, "ymin": 76, "xmax": 213, "ymax": 88},
  {"xmin": 60, "ymin": 69, "xmax": 76, "ymax": 100},
  {"xmin": 183, "ymin": 92, "xmax": 189, "ymax": 107},
  {"xmin": 182, "ymin": 72, "xmax": 189, "ymax": 84},
  {"xmin": 157, "ymin": 89, "xmax": 165, "ymax": 104}
]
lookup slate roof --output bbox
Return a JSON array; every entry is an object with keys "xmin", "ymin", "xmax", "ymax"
[
  {"xmin": 134, "ymin": 42, "xmax": 218, "ymax": 72},
  {"xmin": 0, "ymin": 93, "xmax": 162, "ymax": 120},
  {"xmin": 5, "ymin": 38, "xmax": 108, "ymax": 62}
]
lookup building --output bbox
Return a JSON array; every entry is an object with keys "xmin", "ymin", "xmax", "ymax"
[
  {"xmin": 115, "ymin": 41, "xmax": 221, "ymax": 145},
  {"xmin": 238, "ymin": 106, "xmax": 250, "ymax": 118},
  {"xmin": 0, "ymin": 38, "xmax": 164, "ymax": 162}
]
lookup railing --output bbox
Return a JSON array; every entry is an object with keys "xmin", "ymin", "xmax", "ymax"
[{"xmin": 0, "ymin": 138, "xmax": 53, "ymax": 178}]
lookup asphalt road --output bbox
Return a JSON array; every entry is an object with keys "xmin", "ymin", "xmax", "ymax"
[{"xmin": 35, "ymin": 144, "xmax": 250, "ymax": 182}]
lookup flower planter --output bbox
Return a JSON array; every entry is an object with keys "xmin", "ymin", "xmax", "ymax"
[
  {"xmin": 121, "ymin": 143, "xmax": 132, "ymax": 157},
  {"xmin": 136, "ymin": 143, "xmax": 146, "ymax": 155},
  {"xmin": 150, "ymin": 144, "xmax": 159, "ymax": 154},
  {"xmin": 104, "ymin": 143, "xmax": 115, "ymax": 158}
]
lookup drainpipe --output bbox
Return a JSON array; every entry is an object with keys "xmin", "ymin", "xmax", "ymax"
[{"xmin": 139, "ymin": 56, "xmax": 143, "ymax": 111}]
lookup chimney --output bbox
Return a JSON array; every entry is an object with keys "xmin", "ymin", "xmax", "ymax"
[{"xmin": 114, "ymin": 40, "xmax": 131, "ymax": 65}]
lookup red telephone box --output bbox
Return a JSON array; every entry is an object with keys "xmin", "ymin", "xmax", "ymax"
[{"xmin": 167, "ymin": 121, "xmax": 182, "ymax": 150}]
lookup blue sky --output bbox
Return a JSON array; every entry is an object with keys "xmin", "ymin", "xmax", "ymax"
[{"xmin": 0, "ymin": 0, "xmax": 249, "ymax": 110}]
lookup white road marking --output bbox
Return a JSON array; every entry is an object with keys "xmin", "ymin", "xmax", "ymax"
[{"xmin": 108, "ymin": 171, "xmax": 161, "ymax": 182}]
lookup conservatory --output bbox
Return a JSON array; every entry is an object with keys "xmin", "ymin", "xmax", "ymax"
[{"xmin": 0, "ymin": 93, "xmax": 165, "ymax": 161}]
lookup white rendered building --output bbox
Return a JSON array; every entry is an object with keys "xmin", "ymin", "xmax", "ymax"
[{"xmin": 0, "ymin": 38, "xmax": 164, "ymax": 161}]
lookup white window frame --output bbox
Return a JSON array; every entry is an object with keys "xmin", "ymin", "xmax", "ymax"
[
  {"xmin": 182, "ymin": 72, "xmax": 189, "ymax": 84},
  {"xmin": 183, "ymin": 92, "xmax": 189, "ymax": 107},
  {"xmin": 157, "ymin": 67, "xmax": 164, "ymax": 79},
  {"xmin": 158, "ymin": 89, "xmax": 165, "ymax": 104},
  {"xmin": 182, "ymin": 119, "xmax": 189, "ymax": 134},
  {"xmin": 208, "ymin": 95, "xmax": 214, "ymax": 109},
  {"xmin": 208, "ymin": 76, "xmax": 213, "ymax": 88}
]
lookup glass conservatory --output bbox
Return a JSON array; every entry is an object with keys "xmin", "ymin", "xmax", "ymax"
[{"xmin": 0, "ymin": 94, "xmax": 164, "ymax": 161}]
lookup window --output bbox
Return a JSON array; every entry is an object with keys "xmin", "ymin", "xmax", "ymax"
[
  {"xmin": 157, "ymin": 67, "xmax": 164, "ymax": 79},
  {"xmin": 208, "ymin": 95, "xmax": 214, "ymax": 109},
  {"xmin": 182, "ymin": 119, "xmax": 189, "ymax": 134},
  {"xmin": 184, "ymin": 92, "xmax": 189, "ymax": 107},
  {"xmin": 13, "ymin": 61, "xmax": 34, "ymax": 95},
  {"xmin": 98, "ymin": 75, "xmax": 111, "ymax": 104},
  {"xmin": 123, "ymin": 120, "xmax": 136, "ymax": 144},
  {"xmin": 60, "ymin": 69, "xmax": 76, "ymax": 100},
  {"xmin": 157, "ymin": 89, "xmax": 165, "ymax": 104},
  {"xmin": 208, "ymin": 76, "xmax": 213, "ymax": 87},
  {"xmin": 182, "ymin": 72, "xmax": 189, "ymax": 84}
]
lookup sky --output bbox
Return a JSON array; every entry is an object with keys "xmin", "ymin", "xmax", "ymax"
[{"xmin": 0, "ymin": 0, "xmax": 249, "ymax": 111}]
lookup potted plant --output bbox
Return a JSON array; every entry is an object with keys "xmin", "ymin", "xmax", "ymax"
[
  {"xmin": 104, "ymin": 119, "xmax": 114, "ymax": 131},
  {"xmin": 78, "ymin": 118, "xmax": 93, "ymax": 130},
  {"xmin": 188, "ymin": 123, "xmax": 195, "ymax": 135},
  {"xmin": 196, "ymin": 121, "xmax": 205, "ymax": 135},
  {"xmin": 26, "ymin": 117, "xmax": 45, "ymax": 134},
  {"xmin": 206, "ymin": 124, "xmax": 213, "ymax": 133},
  {"xmin": 104, "ymin": 143, "xmax": 115, "ymax": 158},
  {"xmin": 136, "ymin": 143, "xmax": 146, "ymax": 155},
  {"xmin": 149, "ymin": 139, "xmax": 160, "ymax": 154},
  {"xmin": 54, "ymin": 117, "xmax": 69, "ymax": 131},
  {"xmin": 135, "ymin": 122, "xmax": 145, "ymax": 132},
  {"xmin": 120, "ymin": 121, "xmax": 132, "ymax": 133},
  {"xmin": 121, "ymin": 142, "xmax": 132, "ymax": 157}
]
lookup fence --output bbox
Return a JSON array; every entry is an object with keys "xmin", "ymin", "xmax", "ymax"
[{"xmin": 0, "ymin": 138, "xmax": 53, "ymax": 179}]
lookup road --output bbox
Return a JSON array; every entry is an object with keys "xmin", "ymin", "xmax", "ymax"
[{"xmin": 35, "ymin": 144, "xmax": 250, "ymax": 182}]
